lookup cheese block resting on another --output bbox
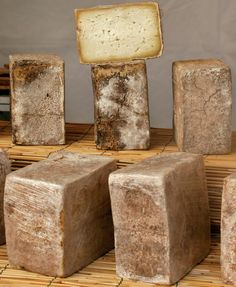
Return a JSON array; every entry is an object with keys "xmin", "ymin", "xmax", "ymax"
[{"xmin": 75, "ymin": 2, "xmax": 163, "ymax": 64}]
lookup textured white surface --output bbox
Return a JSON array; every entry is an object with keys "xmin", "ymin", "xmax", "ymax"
[
  {"xmin": 0, "ymin": 0, "xmax": 235, "ymax": 128},
  {"xmin": 97, "ymin": 71, "xmax": 149, "ymax": 149}
]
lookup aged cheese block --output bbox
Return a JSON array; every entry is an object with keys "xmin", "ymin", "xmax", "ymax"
[
  {"xmin": 4, "ymin": 151, "xmax": 116, "ymax": 277},
  {"xmin": 109, "ymin": 152, "xmax": 210, "ymax": 284},
  {"xmin": 221, "ymin": 173, "xmax": 236, "ymax": 284},
  {"xmin": 173, "ymin": 59, "xmax": 232, "ymax": 154},
  {"xmin": 92, "ymin": 61, "xmax": 150, "ymax": 150},
  {"xmin": 10, "ymin": 54, "xmax": 65, "ymax": 145},
  {"xmin": 75, "ymin": 2, "xmax": 163, "ymax": 64},
  {"xmin": 0, "ymin": 150, "xmax": 10, "ymax": 245}
]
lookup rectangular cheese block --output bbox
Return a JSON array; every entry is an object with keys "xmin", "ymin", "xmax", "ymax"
[
  {"xmin": 75, "ymin": 2, "xmax": 163, "ymax": 64},
  {"xmin": 0, "ymin": 149, "xmax": 10, "ymax": 244},
  {"xmin": 109, "ymin": 152, "xmax": 210, "ymax": 284},
  {"xmin": 10, "ymin": 54, "xmax": 65, "ymax": 145},
  {"xmin": 173, "ymin": 59, "xmax": 232, "ymax": 154},
  {"xmin": 4, "ymin": 151, "xmax": 116, "ymax": 277},
  {"xmin": 92, "ymin": 61, "xmax": 150, "ymax": 150},
  {"xmin": 221, "ymin": 173, "xmax": 236, "ymax": 285}
]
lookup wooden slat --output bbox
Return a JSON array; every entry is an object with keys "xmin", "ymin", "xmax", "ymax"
[
  {"xmin": 0, "ymin": 85, "xmax": 10, "ymax": 90},
  {"xmin": 0, "ymin": 77, "xmax": 10, "ymax": 85},
  {"xmin": 0, "ymin": 67, "xmax": 9, "ymax": 75}
]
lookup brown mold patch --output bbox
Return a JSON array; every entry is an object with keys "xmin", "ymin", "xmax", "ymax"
[
  {"xmin": 12, "ymin": 61, "xmax": 50, "ymax": 85},
  {"xmin": 92, "ymin": 61, "xmax": 145, "ymax": 80},
  {"xmin": 5, "ymin": 202, "xmax": 15, "ymax": 216},
  {"xmin": 114, "ymin": 78, "xmax": 129, "ymax": 95},
  {"xmin": 11, "ymin": 124, "xmax": 19, "ymax": 144},
  {"xmin": 60, "ymin": 209, "xmax": 64, "ymax": 231},
  {"xmin": 96, "ymin": 119, "xmax": 126, "ymax": 150},
  {"xmin": 92, "ymin": 60, "xmax": 149, "ymax": 150}
]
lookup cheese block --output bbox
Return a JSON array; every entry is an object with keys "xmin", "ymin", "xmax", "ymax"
[
  {"xmin": 109, "ymin": 152, "xmax": 210, "ymax": 284},
  {"xmin": 10, "ymin": 54, "xmax": 65, "ymax": 145},
  {"xmin": 4, "ymin": 151, "xmax": 116, "ymax": 277},
  {"xmin": 173, "ymin": 59, "xmax": 232, "ymax": 154},
  {"xmin": 221, "ymin": 173, "xmax": 236, "ymax": 285},
  {"xmin": 75, "ymin": 2, "xmax": 163, "ymax": 64},
  {"xmin": 0, "ymin": 149, "xmax": 10, "ymax": 245},
  {"xmin": 92, "ymin": 60, "xmax": 150, "ymax": 150}
]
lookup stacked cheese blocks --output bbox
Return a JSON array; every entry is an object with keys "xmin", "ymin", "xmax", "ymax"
[
  {"xmin": 0, "ymin": 1, "xmax": 234, "ymax": 286},
  {"xmin": 72, "ymin": 2, "xmax": 210, "ymax": 285},
  {"xmin": 75, "ymin": 2, "xmax": 163, "ymax": 150}
]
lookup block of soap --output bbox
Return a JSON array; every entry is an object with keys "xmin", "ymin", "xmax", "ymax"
[
  {"xmin": 92, "ymin": 61, "xmax": 150, "ymax": 150},
  {"xmin": 173, "ymin": 59, "xmax": 232, "ymax": 154},
  {"xmin": 109, "ymin": 152, "xmax": 210, "ymax": 284},
  {"xmin": 0, "ymin": 150, "xmax": 10, "ymax": 244},
  {"xmin": 75, "ymin": 2, "xmax": 163, "ymax": 64},
  {"xmin": 4, "ymin": 151, "xmax": 116, "ymax": 277},
  {"xmin": 10, "ymin": 54, "xmax": 65, "ymax": 145},
  {"xmin": 221, "ymin": 173, "xmax": 236, "ymax": 284}
]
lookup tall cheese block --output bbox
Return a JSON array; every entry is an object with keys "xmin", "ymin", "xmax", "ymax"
[
  {"xmin": 75, "ymin": 2, "xmax": 163, "ymax": 64},
  {"xmin": 4, "ymin": 151, "xmax": 116, "ymax": 277},
  {"xmin": 109, "ymin": 152, "xmax": 210, "ymax": 284},
  {"xmin": 173, "ymin": 59, "xmax": 232, "ymax": 154},
  {"xmin": 0, "ymin": 149, "xmax": 10, "ymax": 244},
  {"xmin": 92, "ymin": 61, "xmax": 150, "ymax": 150},
  {"xmin": 10, "ymin": 54, "xmax": 65, "ymax": 145},
  {"xmin": 221, "ymin": 173, "xmax": 236, "ymax": 284}
]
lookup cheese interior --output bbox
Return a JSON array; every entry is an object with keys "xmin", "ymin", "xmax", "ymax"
[{"xmin": 76, "ymin": 3, "xmax": 163, "ymax": 64}]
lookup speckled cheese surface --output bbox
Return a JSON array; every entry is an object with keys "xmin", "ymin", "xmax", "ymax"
[
  {"xmin": 4, "ymin": 151, "xmax": 116, "ymax": 277},
  {"xmin": 92, "ymin": 61, "xmax": 150, "ymax": 150},
  {"xmin": 109, "ymin": 152, "xmax": 210, "ymax": 284},
  {"xmin": 173, "ymin": 59, "xmax": 232, "ymax": 154},
  {"xmin": 0, "ymin": 149, "xmax": 10, "ymax": 245},
  {"xmin": 75, "ymin": 2, "xmax": 163, "ymax": 64},
  {"xmin": 10, "ymin": 54, "xmax": 65, "ymax": 145}
]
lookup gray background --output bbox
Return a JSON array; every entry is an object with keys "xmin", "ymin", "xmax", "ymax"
[{"xmin": 0, "ymin": 0, "xmax": 235, "ymax": 128}]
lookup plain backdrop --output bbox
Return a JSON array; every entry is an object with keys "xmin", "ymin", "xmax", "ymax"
[{"xmin": 0, "ymin": 0, "xmax": 235, "ymax": 128}]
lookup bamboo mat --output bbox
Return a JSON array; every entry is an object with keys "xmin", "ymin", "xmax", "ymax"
[{"xmin": 0, "ymin": 121, "xmax": 235, "ymax": 286}]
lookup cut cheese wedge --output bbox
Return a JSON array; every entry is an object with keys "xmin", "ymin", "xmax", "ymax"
[{"xmin": 75, "ymin": 2, "xmax": 163, "ymax": 64}]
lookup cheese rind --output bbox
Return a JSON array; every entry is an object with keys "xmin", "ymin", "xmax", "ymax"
[
  {"xmin": 92, "ymin": 60, "xmax": 150, "ymax": 150},
  {"xmin": 109, "ymin": 152, "xmax": 210, "ymax": 284},
  {"xmin": 221, "ymin": 174, "xmax": 236, "ymax": 285},
  {"xmin": 4, "ymin": 151, "xmax": 116, "ymax": 277},
  {"xmin": 0, "ymin": 149, "xmax": 10, "ymax": 245},
  {"xmin": 75, "ymin": 2, "xmax": 163, "ymax": 64},
  {"xmin": 10, "ymin": 54, "xmax": 65, "ymax": 145},
  {"xmin": 173, "ymin": 59, "xmax": 232, "ymax": 154}
]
